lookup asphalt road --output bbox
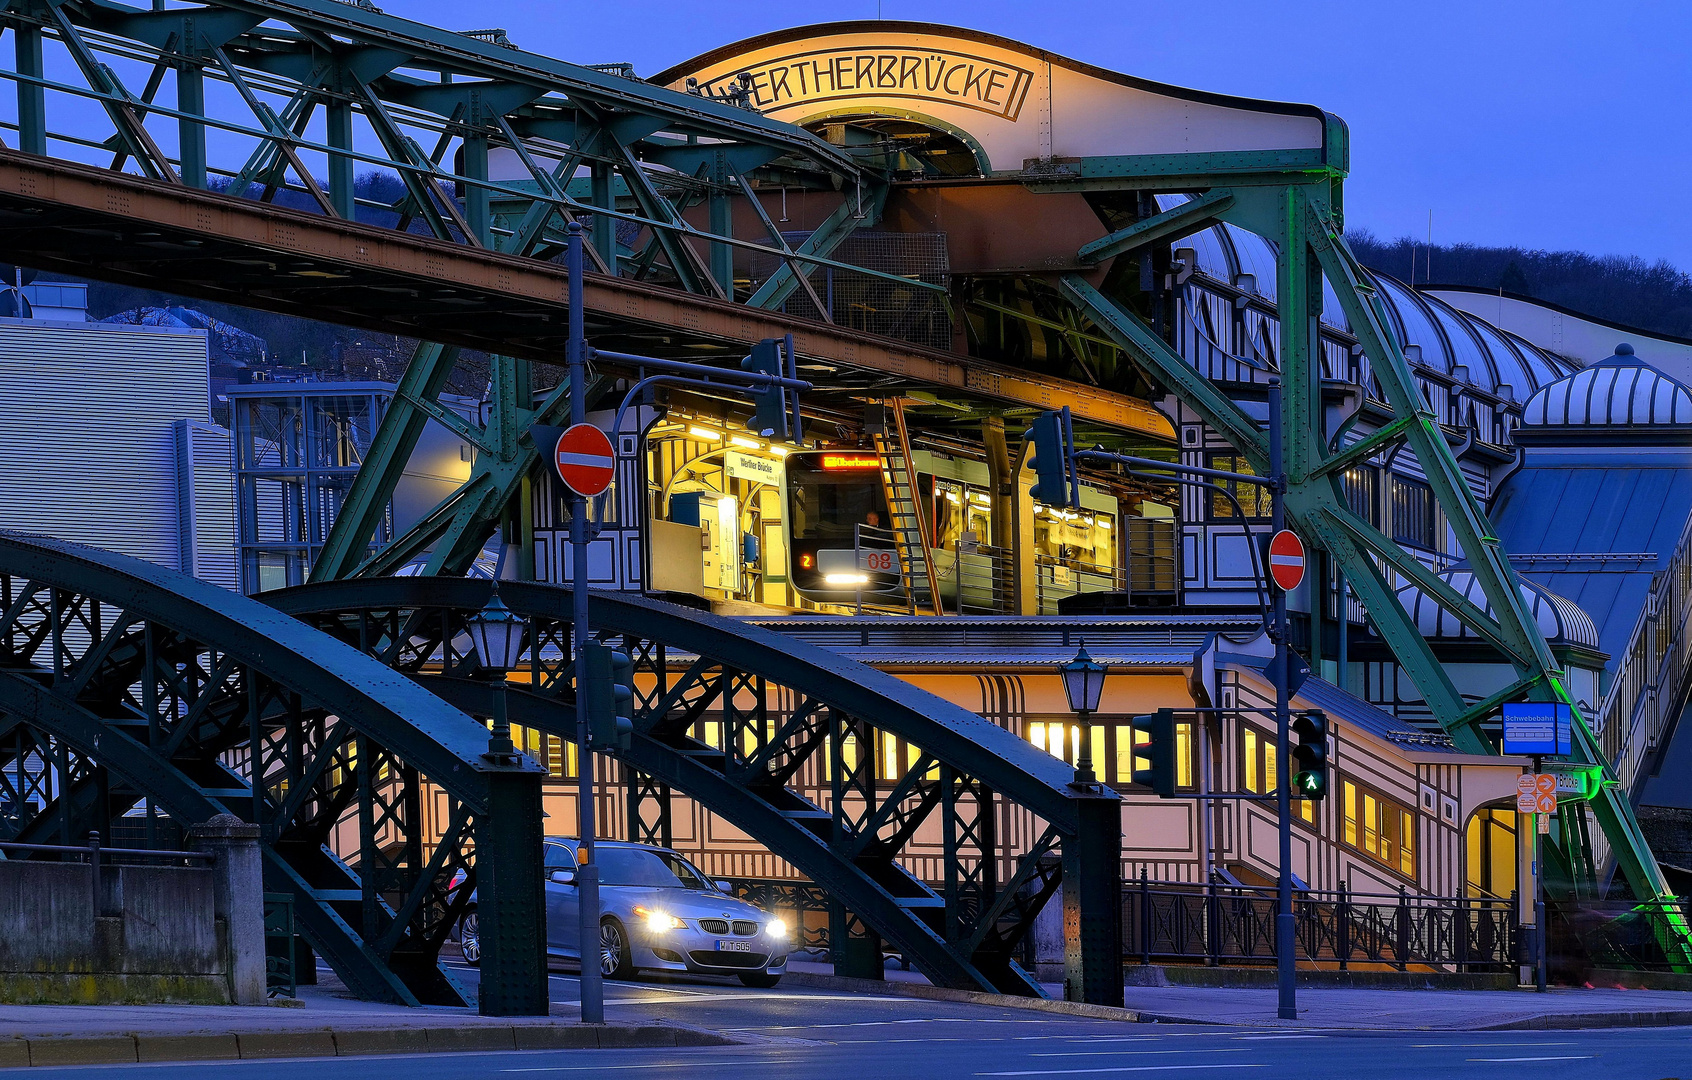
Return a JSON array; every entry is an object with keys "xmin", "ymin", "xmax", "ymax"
[{"xmin": 35, "ymin": 966, "xmax": 1692, "ymax": 1079}]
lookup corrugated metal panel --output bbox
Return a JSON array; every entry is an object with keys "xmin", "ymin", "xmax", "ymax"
[
  {"xmin": 174, "ymin": 419, "xmax": 237, "ymax": 590},
  {"xmin": 0, "ymin": 322, "xmax": 209, "ymax": 571}
]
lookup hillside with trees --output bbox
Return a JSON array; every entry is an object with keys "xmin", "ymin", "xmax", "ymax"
[{"xmin": 1347, "ymin": 229, "xmax": 1692, "ymax": 340}]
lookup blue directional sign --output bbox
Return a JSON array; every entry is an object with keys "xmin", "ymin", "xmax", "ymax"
[{"xmin": 1500, "ymin": 702, "xmax": 1573, "ymax": 756}]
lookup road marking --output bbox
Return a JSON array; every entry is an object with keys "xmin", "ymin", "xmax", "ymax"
[
  {"xmin": 1021, "ymin": 1056, "xmax": 1252, "ymax": 1063},
  {"xmin": 1411, "ymin": 1042, "xmax": 1577, "ymax": 1048},
  {"xmin": 504, "ymin": 1062, "xmax": 772, "ymax": 1074},
  {"xmin": 1028, "ymin": 1033, "xmax": 1253, "ymax": 1041},
  {"xmin": 1466, "ymin": 1057, "xmax": 1595, "ymax": 1063},
  {"xmin": 978, "ymin": 1066, "xmax": 1267, "ymax": 1077},
  {"xmin": 1231, "ymin": 1035, "xmax": 1325, "ymax": 1041}
]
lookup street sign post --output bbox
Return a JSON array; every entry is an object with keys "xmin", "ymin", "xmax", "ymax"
[
  {"xmin": 1500, "ymin": 702, "xmax": 1573, "ymax": 757},
  {"xmin": 551, "ymin": 423, "xmax": 616, "ymax": 497},
  {"xmin": 1267, "ymin": 529, "xmax": 1305, "ymax": 591},
  {"xmin": 1516, "ymin": 773, "xmax": 1558, "ymax": 816}
]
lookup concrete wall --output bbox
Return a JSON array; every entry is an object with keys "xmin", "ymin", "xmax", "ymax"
[{"xmin": 0, "ymin": 859, "xmax": 231, "ymax": 1005}]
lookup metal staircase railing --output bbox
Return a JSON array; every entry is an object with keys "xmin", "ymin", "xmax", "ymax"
[
  {"xmin": 873, "ymin": 399, "xmax": 945, "ymax": 615},
  {"xmin": 1593, "ymin": 513, "xmax": 1692, "ymax": 804}
]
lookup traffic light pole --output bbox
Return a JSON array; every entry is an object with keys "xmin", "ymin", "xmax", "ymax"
[
  {"xmin": 1268, "ymin": 379, "xmax": 1297, "ymax": 1021},
  {"xmin": 566, "ymin": 222, "xmax": 605, "ymax": 1026}
]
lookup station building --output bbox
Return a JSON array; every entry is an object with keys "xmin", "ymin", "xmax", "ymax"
[{"xmin": 231, "ymin": 23, "xmax": 1692, "ymax": 920}]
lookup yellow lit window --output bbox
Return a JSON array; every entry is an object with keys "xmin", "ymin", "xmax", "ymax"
[{"xmin": 1342, "ymin": 776, "xmax": 1417, "ymax": 881}]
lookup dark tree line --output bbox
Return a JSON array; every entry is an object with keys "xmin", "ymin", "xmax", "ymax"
[{"xmin": 1348, "ymin": 228, "xmax": 1692, "ymax": 340}]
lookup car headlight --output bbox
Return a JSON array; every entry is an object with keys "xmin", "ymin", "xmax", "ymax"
[
  {"xmin": 766, "ymin": 918, "xmax": 788, "ymax": 939},
  {"xmin": 633, "ymin": 906, "xmax": 686, "ymax": 932}
]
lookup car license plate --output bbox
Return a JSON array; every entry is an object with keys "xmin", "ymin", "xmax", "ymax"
[{"xmin": 715, "ymin": 939, "xmax": 751, "ymax": 953}]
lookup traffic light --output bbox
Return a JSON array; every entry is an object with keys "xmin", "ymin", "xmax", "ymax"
[
  {"xmin": 1291, "ymin": 710, "xmax": 1329, "ymax": 800},
  {"xmin": 1131, "ymin": 708, "xmax": 1177, "ymax": 797},
  {"xmin": 579, "ymin": 641, "xmax": 634, "ymax": 750},
  {"xmin": 741, "ymin": 338, "xmax": 790, "ymax": 440},
  {"xmin": 1025, "ymin": 406, "xmax": 1079, "ymax": 509}
]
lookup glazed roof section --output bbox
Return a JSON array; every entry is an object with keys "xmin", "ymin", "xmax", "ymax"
[
  {"xmin": 1490, "ymin": 464, "xmax": 1692, "ymax": 674},
  {"xmin": 1520, "ymin": 350, "xmax": 1692, "ymax": 427},
  {"xmin": 1157, "ymin": 195, "xmax": 1580, "ymax": 403}
]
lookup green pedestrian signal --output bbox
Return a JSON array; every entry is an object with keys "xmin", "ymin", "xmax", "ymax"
[
  {"xmin": 1291, "ymin": 710, "xmax": 1328, "ymax": 801},
  {"xmin": 1131, "ymin": 708, "xmax": 1177, "ymax": 798}
]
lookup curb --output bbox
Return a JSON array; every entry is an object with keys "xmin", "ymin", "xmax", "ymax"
[
  {"xmin": 0, "ymin": 1021, "xmax": 743, "ymax": 1069},
  {"xmin": 1480, "ymin": 1010, "xmax": 1692, "ymax": 1031},
  {"xmin": 779, "ymin": 971, "xmax": 1152, "ymax": 1023},
  {"xmin": 779, "ymin": 972, "xmax": 1692, "ymax": 1032}
]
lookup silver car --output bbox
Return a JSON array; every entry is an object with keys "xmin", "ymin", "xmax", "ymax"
[{"xmin": 457, "ymin": 838, "xmax": 791, "ymax": 987}]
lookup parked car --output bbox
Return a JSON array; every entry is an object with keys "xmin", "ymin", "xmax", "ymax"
[{"xmin": 452, "ymin": 838, "xmax": 790, "ymax": 987}]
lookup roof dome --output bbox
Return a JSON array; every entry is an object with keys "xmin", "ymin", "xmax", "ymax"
[
  {"xmin": 1393, "ymin": 570, "xmax": 1599, "ymax": 651},
  {"xmin": 1521, "ymin": 343, "xmax": 1692, "ymax": 426}
]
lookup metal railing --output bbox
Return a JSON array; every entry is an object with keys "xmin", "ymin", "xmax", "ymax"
[
  {"xmin": 720, "ymin": 878, "xmax": 831, "ymax": 953},
  {"xmin": 1035, "ymin": 554, "xmax": 1125, "ymax": 615},
  {"xmin": 1121, "ymin": 875, "xmax": 1518, "ymax": 972},
  {"xmin": 721, "ymin": 874, "xmax": 1692, "ymax": 976},
  {"xmin": 1593, "ymin": 512, "xmax": 1692, "ymax": 803},
  {"xmin": 933, "ymin": 541, "xmax": 1014, "ymax": 614},
  {"xmin": 1548, "ymin": 898, "xmax": 1692, "ymax": 973}
]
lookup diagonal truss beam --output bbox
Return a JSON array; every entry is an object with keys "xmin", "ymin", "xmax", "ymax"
[{"xmin": 1077, "ymin": 189, "xmax": 1234, "ymax": 265}]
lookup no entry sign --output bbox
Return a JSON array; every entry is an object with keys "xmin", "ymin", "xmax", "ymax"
[
  {"xmin": 552, "ymin": 424, "xmax": 616, "ymax": 497},
  {"xmin": 1268, "ymin": 529, "xmax": 1306, "ymax": 591}
]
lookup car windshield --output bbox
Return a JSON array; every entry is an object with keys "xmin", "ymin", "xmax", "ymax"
[{"xmin": 597, "ymin": 847, "xmax": 711, "ymax": 890}]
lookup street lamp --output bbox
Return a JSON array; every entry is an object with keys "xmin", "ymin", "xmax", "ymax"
[
  {"xmin": 1059, "ymin": 640, "xmax": 1108, "ymax": 787},
  {"xmin": 467, "ymin": 585, "xmax": 528, "ymax": 763}
]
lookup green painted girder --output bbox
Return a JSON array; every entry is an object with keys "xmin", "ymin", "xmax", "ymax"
[
  {"xmin": 1067, "ymin": 182, "xmax": 1685, "ymax": 961},
  {"xmin": 129, "ymin": 0, "xmax": 860, "ymax": 168},
  {"xmin": 1077, "ymin": 189, "xmax": 1235, "ymax": 265},
  {"xmin": 311, "ymin": 342, "xmax": 460, "ymax": 583},
  {"xmin": 747, "ymin": 182, "xmax": 888, "ymax": 312},
  {"xmin": 335, "ymin": 376, "xmax": 612, "ymax": 581},
  {"xmin": 1058, "ymin": 275, "xmax": 1269, "ymax": 467}
]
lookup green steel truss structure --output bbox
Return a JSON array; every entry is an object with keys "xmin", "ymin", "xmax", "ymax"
[
  {"xmin": 1059, "ymin": 181, "xmax": 1686, "ymax": 958},
  {"xmin": 0, "ymin": 0, "xmax": 1679, "ymax": 966}
]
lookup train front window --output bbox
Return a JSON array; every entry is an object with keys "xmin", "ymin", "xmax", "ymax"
[{"xmin": 788, "ymin": 455, "xmax": 888, "ymax": 541}]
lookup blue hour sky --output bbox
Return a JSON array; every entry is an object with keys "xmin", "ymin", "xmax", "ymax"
[{"xmin": 386, "ymin": 0, "xmax": 1690, "ymax": 268}]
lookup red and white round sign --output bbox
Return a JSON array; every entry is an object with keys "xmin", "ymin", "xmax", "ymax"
[
  {"xmin": 1268, "ymin": 529, "xmax": 1306, "ymax": 592},
  {"xmin": 553, "ymin": 424, "xmax": 616, "ymax": 497}
]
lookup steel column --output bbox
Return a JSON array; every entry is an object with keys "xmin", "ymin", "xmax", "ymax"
[
  {"xmin": 475, "ymin": 767, "xmax": 548, "ymax": 1016},
  {"xmin": 13, "ymin": 24, "xmax": 43, "ymax": 155},
  {"xmin": 1061, "ymin": 797, "xmax": 1123, "ymax": 1007}
]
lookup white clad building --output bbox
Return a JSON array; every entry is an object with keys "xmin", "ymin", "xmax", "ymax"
[{"xmin": 0, "ymin": 283, "xmax": 237, "ymax": 588}]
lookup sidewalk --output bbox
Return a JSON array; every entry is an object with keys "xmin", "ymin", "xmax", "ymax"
[
  {"xmin": 0, "ymin": 975, "xmax": 737, "ymax": 1069},
  {"xmin": 784, "ymin": 959, "xmax": 1692, "ymax": 1031}
]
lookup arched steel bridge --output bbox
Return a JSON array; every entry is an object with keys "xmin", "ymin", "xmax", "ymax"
[
  {"xmin": 0, "ymin": 532, "xmax": 1125, "ymax": 1006},
  {"xmin": 269, "ymin": 575, "xmax": 1124, "ymax": 1002}
]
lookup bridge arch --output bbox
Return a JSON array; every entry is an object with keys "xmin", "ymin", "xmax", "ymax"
[
  {"xmin": 0, "ymin": 532, "xmax": 542, "ymax": 1008},
  {"xmin": 270, "ymin": 577, "xmax": 1125, "ymax": 1000}
]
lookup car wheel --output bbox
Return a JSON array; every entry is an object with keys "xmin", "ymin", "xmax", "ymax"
[
  {"xmin": 600, "ymin": 917, "xmax": 635, "ymax": 980},
  {"xmin": 738, "ymin": 971, "xmax": 782, "ymax": 988},
  {"xmin": 458, "ymin": 910, "xmax": 481, "ymax": 967}
]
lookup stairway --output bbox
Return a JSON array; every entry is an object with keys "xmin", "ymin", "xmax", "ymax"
[{"xmin": 872, "ymin": 399, "xmax": 944, "ymax": 615}]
